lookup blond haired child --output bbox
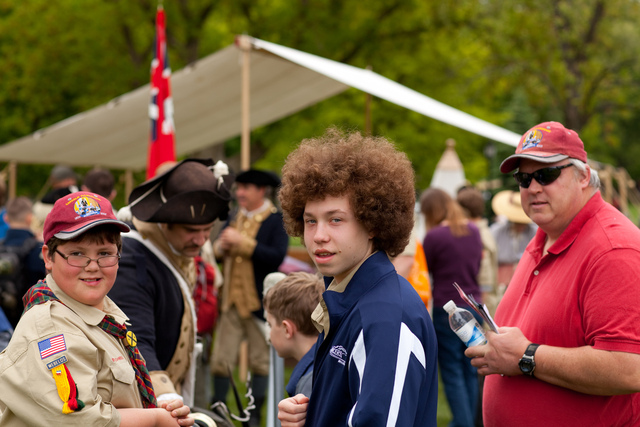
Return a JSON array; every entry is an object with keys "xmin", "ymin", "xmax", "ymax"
[{"xmin": 263, "ymin": 272, "xmax": 324, "ymax": 397}]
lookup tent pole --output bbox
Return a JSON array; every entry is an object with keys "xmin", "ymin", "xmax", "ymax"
[
  {"xmin": 8, "ymin": 161, "xmax": 16, "ymax": 200},
  {"xmin": 124, "ymin": 169, "xmax": 133, "ymax": 203},
  {"xmin": 238, "ymin": 35, "xmax": 252, "ymax": 170},
  {"xmin": 237, "ymin": 36, "xmax": 253, "ymax": 403}
]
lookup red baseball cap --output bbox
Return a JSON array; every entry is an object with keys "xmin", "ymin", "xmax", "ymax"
[
  {"xmin": 500, "ymin": 121, "xmax": 588, "ymax": 173},
  {"xmin": 43, "ymin": 192, "xmax": 130, "ymax": 243}
]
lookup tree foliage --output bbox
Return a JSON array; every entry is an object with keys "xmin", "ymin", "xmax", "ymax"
[{"xmin": 1, "ymin": 0, "xmax": 640, "ymax": 200}]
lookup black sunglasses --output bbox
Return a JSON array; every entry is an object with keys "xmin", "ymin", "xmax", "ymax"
[{"xmin": 513, "ymin": 164, "xmax": 574, "ymax": 188}]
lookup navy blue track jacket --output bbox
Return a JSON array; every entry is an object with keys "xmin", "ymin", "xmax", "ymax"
[{"xmin": 307, "ymin": 251, "xmax": 438, "ymax": 426}]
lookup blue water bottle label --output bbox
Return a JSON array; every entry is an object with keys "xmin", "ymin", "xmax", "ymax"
[{"xmin": 455, "ymin": 322, "xmax": 486, "ymax": 347}]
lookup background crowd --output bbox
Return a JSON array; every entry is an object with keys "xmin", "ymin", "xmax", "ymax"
[{"xmin": 2, "ymin": 121, "xmax": 640, "ymax": 426}]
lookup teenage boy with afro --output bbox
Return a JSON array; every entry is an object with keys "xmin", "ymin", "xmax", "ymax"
[
  {"xmin": 277, "ymin": 128, "xmax": 438, "ymax": 427},
  {"xmin": 0, "ymin": 192, "xmax": 193, "ymax": 426}
]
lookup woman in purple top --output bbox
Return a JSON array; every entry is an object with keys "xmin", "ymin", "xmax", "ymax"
[{"xmin": 421, "ymin": 188, "xmax": 483, "ymax": 427}]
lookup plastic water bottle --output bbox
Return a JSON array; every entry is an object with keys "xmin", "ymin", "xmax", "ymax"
[{"xmin": 443, "ymin": 300, "xmax": 487, "ymax": 347}]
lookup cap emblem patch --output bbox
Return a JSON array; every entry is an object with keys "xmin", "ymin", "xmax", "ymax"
[
  {"xmin": 522, "ymin": 129, "xmax": 544, "ymax": 150},
  {"xmin": 71, "ymin": 195, "xmax": 101, "ymax": 218}
]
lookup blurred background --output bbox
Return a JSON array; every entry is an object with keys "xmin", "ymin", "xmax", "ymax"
[{"xmin": 0, "ymin": 0, "xmax": 639, "ymax": 219}]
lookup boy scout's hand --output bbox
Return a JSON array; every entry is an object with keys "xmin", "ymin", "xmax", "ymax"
[
  {"xmin": 160, "ymin": 399, "xmax": 194, "ymax": 426},
  {"xmin": 278, "ymin": 394, "xmax": 309, "ymax": 427}
]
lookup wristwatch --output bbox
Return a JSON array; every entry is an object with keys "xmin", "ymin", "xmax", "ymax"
[{"xmin": 518, "ymin": 343, "xmax": 540, "ymax": 376}]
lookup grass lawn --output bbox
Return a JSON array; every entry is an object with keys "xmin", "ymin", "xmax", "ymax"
[{"xmin": 437, "ymin": 372, "xmax": 453, "ymax": 426}]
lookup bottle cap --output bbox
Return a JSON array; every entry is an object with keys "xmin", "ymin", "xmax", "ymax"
[{"xmin": 443, "ymin": 300, "xmax": 457, "ymax": 314}]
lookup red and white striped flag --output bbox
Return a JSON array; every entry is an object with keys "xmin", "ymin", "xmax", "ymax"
[{"xmin": 146, "ymin": 6, "xmax": 176, "ymax": 180}]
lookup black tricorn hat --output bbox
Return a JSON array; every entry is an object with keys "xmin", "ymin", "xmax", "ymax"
[
  {"xmin": 235, "ymin": 169, "xmax": 281, "ymax": 187},
  {"xmin": 129, "ymin": 158, "xmax": 233, "ymax": 224}
]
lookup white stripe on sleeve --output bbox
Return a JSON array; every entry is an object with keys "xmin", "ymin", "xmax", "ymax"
[
  {"xmin": 348, "ymin": 329, "xmax": 366, "ymax": 427},
  {"xmin": 386, "ymin": 323, "xmax": 426, "ymax": 427}
]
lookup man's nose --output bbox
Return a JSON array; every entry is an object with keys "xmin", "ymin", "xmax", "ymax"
[
  {"xmin": 193, "ymin": 231, "xmax": 209, "ymax": 246},
  {"xmin": 526, "ymin": 177, "xmax": 544, "ymax": 193}
]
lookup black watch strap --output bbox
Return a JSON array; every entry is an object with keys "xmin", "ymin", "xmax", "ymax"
[
  {"xmin": 524, "ymin": 343, "xmax": 540, "ymax": 357},
  {"xmin": 519, "ymin": 343, "xmax": 540, "ymax": 376}
]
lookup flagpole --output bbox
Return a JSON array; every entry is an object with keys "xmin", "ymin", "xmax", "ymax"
[{"xmin": 237, "ymin": 35, "xmax": 252, "ymax": 171}]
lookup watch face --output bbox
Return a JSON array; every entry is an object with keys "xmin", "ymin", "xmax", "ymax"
[{"xmin": 519, "ymin": 358, "xmax": 534, "ymax": 374}]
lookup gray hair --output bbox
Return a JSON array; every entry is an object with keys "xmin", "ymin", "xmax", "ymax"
[{"xmin": 569, "ymin": 158, "xmax": 600, "ymax": 189}]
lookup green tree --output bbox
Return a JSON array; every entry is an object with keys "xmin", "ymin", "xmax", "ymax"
[
  {"xmin": 2, "ymin": 0, "xmax": 640, "ymax": 198},
  {"xmin": 476, "ymin": 0, "xmax": 640, "ymax": 159}
]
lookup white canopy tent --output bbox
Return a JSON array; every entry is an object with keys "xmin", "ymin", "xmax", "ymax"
[
  {"xmin": 431, "ymin": 139, "xmax": 467, "ymax": 197},
  {"xmin": 0, "ymin": 36, "xmax": 520, "ymax": 192}
]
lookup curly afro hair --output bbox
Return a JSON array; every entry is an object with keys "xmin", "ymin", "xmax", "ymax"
[{"xmin": 278, "ymin": 128, "xmax": 415, "ymax": 258}]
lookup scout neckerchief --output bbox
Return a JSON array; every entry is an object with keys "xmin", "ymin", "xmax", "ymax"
[{"xmin": 23, "ymin": 281, "xmax": 158, "ymax": 409}]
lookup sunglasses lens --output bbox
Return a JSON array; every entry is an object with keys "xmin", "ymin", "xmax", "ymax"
[
  {"xmin": 535, "ymin": 168, "xmax": 562, "ymax": 185},
  {"xmin": 514, "ymin": 172, "xmax": 532, "ymax": 188},
  {"xmin": 514, "ymin": 165, "xmax": 569, "ymax": 188}
]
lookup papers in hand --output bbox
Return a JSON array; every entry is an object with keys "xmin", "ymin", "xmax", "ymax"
[{"xmin": 452, "ymin": 282, "xmax": 499, "ymax": 333}]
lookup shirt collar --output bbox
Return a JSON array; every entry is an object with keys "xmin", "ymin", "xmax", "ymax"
[
  {"xmin": 241, "ymin": 199, "xmax": 273, "ymax": 218},
  {"xmin": 552, "ymin": 191, "xmax": 601, "ymax": 253},
  {"xmin": 45, "ymin": 273, "xmax": 128, "ymax": 326},
  {"xmin": 533, "ymin": 191, "xmax": 602, "ymax": 257},
  {"xmin": 311, "ymin": 251, "xmax": 377, "ymax": 336}
]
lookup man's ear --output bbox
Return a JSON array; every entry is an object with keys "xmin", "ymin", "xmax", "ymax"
[
  {"xmin": 579, "ymin": 166, "xmax": 592, "ymax": 189},
  {"xmin": 282, "ymin": 319, "xmax": 297, "ymax": 339}
]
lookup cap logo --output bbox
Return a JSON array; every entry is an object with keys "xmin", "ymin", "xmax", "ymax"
[
  {"xmin": 521, "ymin": 127, "xmax": 550, "ymax": 150},
  {"xmin": 67, "ymin": 195, "xmax": 102, "ymax": 218}
]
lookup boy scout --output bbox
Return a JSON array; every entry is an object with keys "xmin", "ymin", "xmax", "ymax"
[{"xmin": 0, "ymin": 192, "xmax": 193, "ymax": 426}]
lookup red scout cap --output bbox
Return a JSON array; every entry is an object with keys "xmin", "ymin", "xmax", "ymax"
[
  {"xmin": 500, "ymin": 121, "xmax": 588, "ymax": 173},
  {"xmin": 43, "ymin": 192, "xmax": 130, "ymax": 243}
]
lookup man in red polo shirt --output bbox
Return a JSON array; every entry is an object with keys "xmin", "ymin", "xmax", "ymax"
[{"xmin": 466, "ymin": 121, "xmax": 640, "ymax": 426}]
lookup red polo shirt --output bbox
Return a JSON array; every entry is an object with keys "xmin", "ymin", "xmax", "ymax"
[{"xmin": 484, "ymin": 192, "xmax": 640, "ymax": 426}]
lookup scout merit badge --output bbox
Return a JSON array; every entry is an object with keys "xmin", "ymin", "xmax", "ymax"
[
  {"xmin": 49, "ymin": 356, "xmax": 85, "ymax": 414},
  {"xmin": 23, "ymin": 281, "xmax": 158, "ymax": 409},
  {"xmin": 38, "ymin": 335, "xmax": 85, "ymax": 414}
]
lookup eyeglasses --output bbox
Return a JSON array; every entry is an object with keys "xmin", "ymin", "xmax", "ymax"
[
  {"xmin": 55, "ymin": 249, "xmax": 120, "ymax": 268},
  {"xmin": 513, "ymin": 164, "xmax": 574, "ymax": 188}
]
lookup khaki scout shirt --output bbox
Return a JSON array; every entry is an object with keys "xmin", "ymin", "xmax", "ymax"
[{"xmin": 0, "ymin": 275, "xmax": 143, "ymax": 426}]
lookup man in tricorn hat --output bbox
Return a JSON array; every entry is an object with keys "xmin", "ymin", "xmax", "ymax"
[
  {"xmin": 108, "ymin": 158, "xmax": 232, "ymax": 407},
  {"xmin": 210, "ymin": 169, "xmax": 289, "ymax": 426}
]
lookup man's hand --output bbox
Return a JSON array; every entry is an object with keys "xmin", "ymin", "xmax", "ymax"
[
  {"xmin": 218, "ymin": 227, "xmax": 242, "ymax": 251},
  {"xmin": 278, "ymin": 394, "xmax": 309, "ymax": 427},
  {"xmin": 465, "ymin": 326, "xmax": 531, "ymax": 377}
]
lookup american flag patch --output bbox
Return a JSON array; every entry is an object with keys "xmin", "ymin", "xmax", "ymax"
[{"xmin": 38, "ymin": 334, "xmax": 66, "ymax": 359}]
